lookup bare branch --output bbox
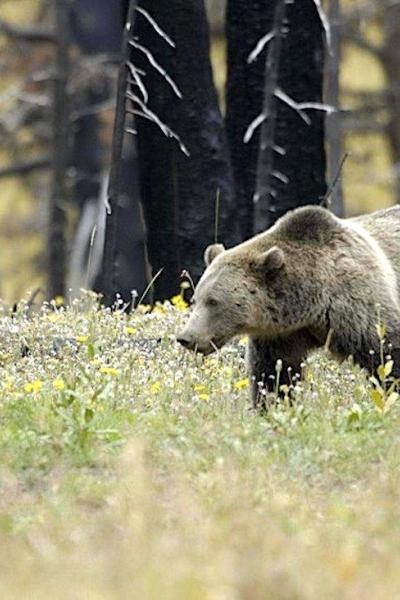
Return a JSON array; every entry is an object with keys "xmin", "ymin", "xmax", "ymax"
[
  {"xmin": 0, "ymin": 156, "xmax": 50, "ymax": 178},
  {"xmin": 275, "ymin": 87, "xmax": 336, "ymax": 124},
  {"xmin": 136, "ymin": 6, "xmax": 175, "ymax": 48},
  {"xmin": 129, "ymin": 38, "xmax": 182, "ymax": 99},
  {"xmin": 243, "ymin": 113, "xmax": 267, "ymax": 144},
  {"xmin": 127, "ymin": 61, "xmax": 148, "ymax": 103},
  {"xmin": 320, "ymin": 152, "xmax": 350, "ymax": 208},
  {"xmin": 0, "ymin": 19, "xmax": 55, "ymax": 43},
  {"xmin": 274, "ymin": 88, "xmax": 311, "ymax": 125},
  {"xmin": 313, "ymin": 0, "xmax": 332, "ymax": 54},
  {"xmin": 126, "ymin": 91, "xmax": 190, "ymax": 156},
  {"xmin": 247, "ymin": 32, "xmax": 275, "ymax": 64},
  {"xmin": 71, "ymin": 99, "xmax": 116, "ymax": 122}
]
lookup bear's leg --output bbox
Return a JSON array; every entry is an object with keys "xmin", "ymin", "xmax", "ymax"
[{"xmin": 248, "ymin": 329, "xmax": 320, "ymax": 409}]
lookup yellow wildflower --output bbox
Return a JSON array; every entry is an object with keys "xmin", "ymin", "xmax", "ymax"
[
  {"xmin": 153, "ymin": 302, "xmax": 167, "ymax": 315},
  {"xmin": 151, "ymin": 381, "xmax": 161, "ymax": 394},
  {"xmin": 234, "ymin": 378, "xmax": 249, "ymax": 390},
  {"xmin": 194, "ymin": 384, "xmax": 206, "ymax": 392},
  {"xmin": 76, "ymin": 335, "xmax": 89, "ymax": 344},
  {"xmin": 24, "ymin": 380, "xmax": 43, "ymax": 393},
  {"xmin": 171, "ymin": 294, "xmax": 189, "ymax": 311},
  {"xmin": 53, "ymin": 379, "xmax": 65, "ymax": 391},
  {"xmin": 125, "ymin": 326, "xmax": 137, "ymax": 335},
  {"xmin": 198, "ymin": 393, "xmax": 209, "ymax": 401},
  {"xmin": 99, "ymin": 367, "xmax": 119, "ymax": 377},
  {"xmin": 54, "ymin": 296, "xmax": 64, "ymax": 307},
  {"xmin": 137, "ymin": 304, "xmax": 151, "ymax": 314}
]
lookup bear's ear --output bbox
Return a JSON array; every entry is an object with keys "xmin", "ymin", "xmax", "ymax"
[
  {"xmin": 204, "ymin": 243, "xmax": 225, "ymax": 267},
  {"xmin": 255, "ymin": 246, "xmax": 285, "ymax": 276}
]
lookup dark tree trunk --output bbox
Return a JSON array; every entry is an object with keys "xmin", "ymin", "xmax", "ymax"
[
  {"xmin": 326, "ymin": 0, "xmax": 344, "ymax": 216},
  {"xmin": 226, "ymin": 0, "xmax": 327, "ymax": 236},
  {"xmin": 49, "ymin": 0, "xmax": 71, "ymax": 300},
  {"xmin": 133, "ymin": 0, "xmax": 236, "ymax": 300},
  {"xmin": 226, "ymin": 0, "xmax": 270, "ymax": 240},
  {"xmin": 102, "ymin": 0, "xmax": 138, "ymax": 306}
]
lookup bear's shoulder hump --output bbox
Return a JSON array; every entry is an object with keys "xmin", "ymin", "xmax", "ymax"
[{"xmin": 273, "ymin": 205, "xmax": 339, "ymax": 243}]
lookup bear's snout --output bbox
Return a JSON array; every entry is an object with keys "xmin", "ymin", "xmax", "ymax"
[
  {"xmin": 176, "ymin": 333, "xmax": 195, "ymax": 350},
  {"xmin": 177, "ymin": 330, "xmax": 217, "ymax": 355}
]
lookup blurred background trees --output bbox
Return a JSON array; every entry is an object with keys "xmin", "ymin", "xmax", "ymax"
[{"xmin": 0, "ymin": 0, "xmax": 398, "ymax": 304}]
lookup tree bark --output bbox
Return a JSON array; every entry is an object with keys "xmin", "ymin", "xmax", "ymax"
[
  {"xmin": 325, "ymin": 0, "xmax": 344, "ymax": 216},
  {"xmin": 102, "ymin": 0, "xmax": 138, "ymax": 306},
  {"xmin": 226, "ymin": 0, "xmax": 327, "ymax": 236},
  {"xmin": 226, "ymin": 0, "xmax": 271, "ymax": 240},
  {"xmin": 133, "ymin": 0, "xmax": 236, "ymax": 300},
  {"xmin": 49, "ymin": 0, "xmax": 70, "ymax": 300}
]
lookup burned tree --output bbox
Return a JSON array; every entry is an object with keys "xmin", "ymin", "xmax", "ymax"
[
  {"xmin": 101, "ymin": 0, "xmax": 138, "ymax": 306},
  {"xmin": 49, "ymin": 0, "xmax": 71, "ymax": 299},
  {"xmin": 226, "ymin": 0, "xmax": 328, "ymax": 237},
  {"xmin": 132, "ymin": 0, "xmax": 236, "ymax": 299}
]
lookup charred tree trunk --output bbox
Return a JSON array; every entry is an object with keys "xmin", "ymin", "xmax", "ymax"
[
  {"xmin": 326, "ymin": 0, "xmax": 344, "ymax": 216},
  {"xmin": 226, "ymin": 0, "xmax": 271, "ymax": 240},
  {"xmin": 49, "ymin": 0, "xmax": 71, "ymax": 300},
  {"xmin": 102, "ymin": 0, "xmax": 138, "ymax": 306},
  {"xmin": 226, "ymin": 0, "xmax": 327, "ymax": 236},
  {"xmin": 133, "ymin": 0, "xmax": 236, "ymax": 300}
]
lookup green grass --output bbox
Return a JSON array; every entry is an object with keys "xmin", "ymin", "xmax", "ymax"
[{"xmin": 0, "ymin": 295, "xmax": 398, "ymax": 598}]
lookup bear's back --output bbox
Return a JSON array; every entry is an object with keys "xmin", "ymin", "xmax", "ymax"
[{"xmin": 350, "ymin": 206, "xmax": 400, "ymax": 283}]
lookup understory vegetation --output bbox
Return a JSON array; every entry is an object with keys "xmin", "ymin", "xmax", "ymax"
[{"xmin": 0, "ymin": 296, "xmax": 398, "ymax": 598}]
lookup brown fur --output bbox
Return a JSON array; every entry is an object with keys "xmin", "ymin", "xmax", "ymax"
[{"xmin": 177, "ymin": 205, "xmax": 400, "ymax": 407}]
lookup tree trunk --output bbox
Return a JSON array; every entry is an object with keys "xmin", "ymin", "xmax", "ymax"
[
  {"xmin": 133, "ymin": 0, "xmax": 236, "ymax": 300},
  {"xmin": 325, "ymin": 0, "xmax": 344, "ymax": 216},
  {"xmin": 226, "ymin": 0, "xmax": 271, "ymax": 240},
  {"xmin": 49, "ymin": 0, "xmax": 70, "ymax": 300},
  {"xmin": 102, "ymin": 0, "xmax": 138, "ymax": 306},
  {"xmin": 226, "ymin": 0, "xmax": 327, "ymax": 236}
]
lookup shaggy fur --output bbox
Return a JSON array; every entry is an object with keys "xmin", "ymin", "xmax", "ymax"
[{"xmin": 177, "ymin": 205, "xmax": 400, "ymax": 407}]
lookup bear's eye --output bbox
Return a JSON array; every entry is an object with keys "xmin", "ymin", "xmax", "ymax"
[{"xmin": 207, "ymin": 297, "xmax": 219, "ymax": 308}]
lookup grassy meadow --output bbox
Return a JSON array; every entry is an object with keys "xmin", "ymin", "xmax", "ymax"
[
  {"xmin": 0, "ymin": 295, "xmax": 398, "ymax": 598},
  {"xmin": 0, "ymin": 4, "xmax": 399, "ymax": 597}
]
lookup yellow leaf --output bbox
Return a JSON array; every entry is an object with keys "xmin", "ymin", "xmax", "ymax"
[
  {"xmin": 377, "ymin": 365, "xmax": 386, "ymax": 381},
  {"xmin": 370, "ymin": 389, "xmax": 385, "ymax": 411}
]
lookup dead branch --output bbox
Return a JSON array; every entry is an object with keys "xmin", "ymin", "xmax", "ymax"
[
  {"xmin": 0, "ymin": 156, "xmax": 50, "ymax": 178},
  {"xmin": 0, "ymin": 19, "xmax": 55, "ymax": 43}
]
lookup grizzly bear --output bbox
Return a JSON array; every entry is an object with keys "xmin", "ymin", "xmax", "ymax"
[{"xmin": 177, "ymin": 205, "xmax": 400, "ymax": 407}]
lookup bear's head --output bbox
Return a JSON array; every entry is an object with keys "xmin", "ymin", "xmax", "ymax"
[{"xmin": 177, "ymin": 241, "xmax": 288, "ymax": 355}]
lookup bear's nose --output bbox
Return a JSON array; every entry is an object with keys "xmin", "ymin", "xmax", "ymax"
[{"xmin": 177, "ymin": 334, "xmax": 194, "ymax": 350}]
